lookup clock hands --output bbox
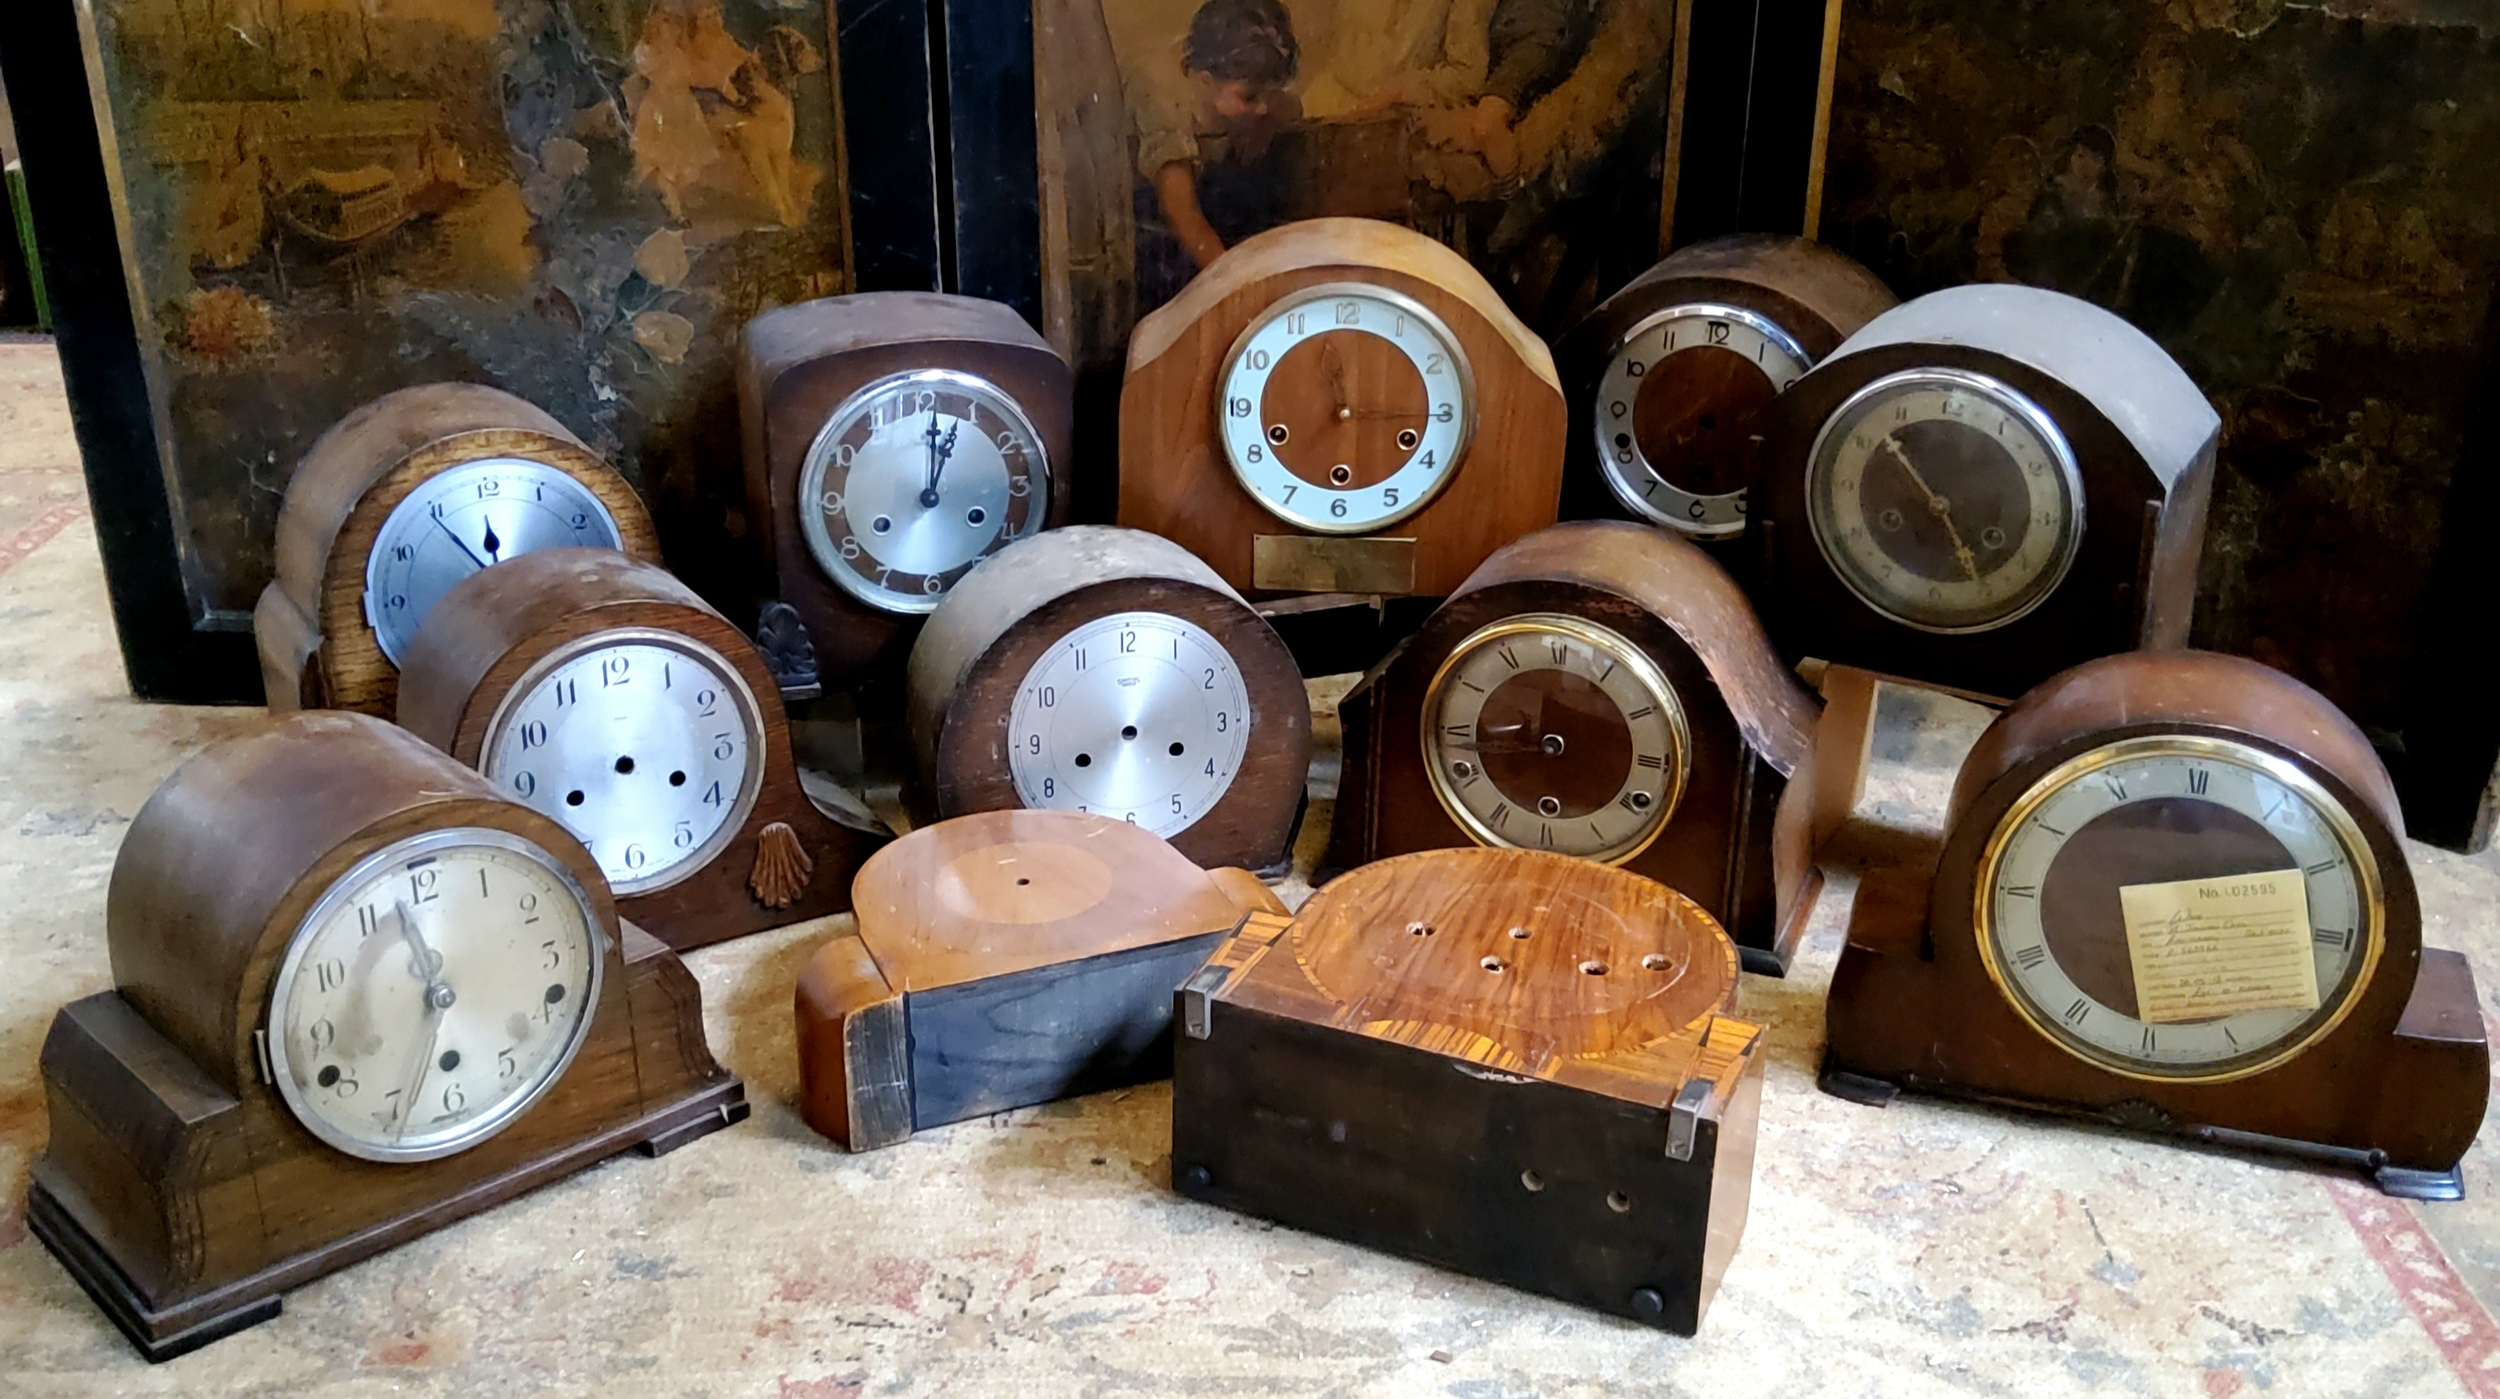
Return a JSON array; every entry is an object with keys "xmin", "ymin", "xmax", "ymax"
[
  {"xmin": 480, "ymin": 516, "xmax": 503, "ymax": 564},
  {"xmin": 918, "ymin": 413, "xmax": 963, "ymax": 509},
  {"xmin": 433, "ymin": 514, "xmax": 493, "ymax": 572},
  {"xmin": 389, "ymin": 899, "xmax": 455, "ymax": 1140},
  {"xmin": 1878, "ymin": 437, "xmax": 1982, "ymax": 582}
]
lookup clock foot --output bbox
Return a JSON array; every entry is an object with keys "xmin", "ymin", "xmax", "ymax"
[
  {"xmin": 1817, "ymin": 1059, "xmax": 1902, "ymax": 1108},
  {"xmin": 2374, "ymin": 1163, "xmax": 2467, "ymax": 1202},
  {"xmin": 28, "ymin": 1183, "xmax": 283, "ymax": 1363},
  {"xmin": 633, "ymin": 1089, "xmax": 751, "ymax": 1159},
  {"xmin": 1737, "ymin": 944, "xmax": 1793, "ymax": 978}
]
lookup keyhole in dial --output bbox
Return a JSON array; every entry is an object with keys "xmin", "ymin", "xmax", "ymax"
[
  {"xmin": 1396, "ymin": 428, "xmax": 1421, "ymax": 452},
  {"xmin": 566, "ymin": 790, "xmax": 585, "ymax": 807},
  {"xmin": 1541, "ymin": 733, "xmax": 1566, "ymax": 757},
  {"xmin": 968, "ymin": 507, "xmax": 987, "ymax": 527},
  {"xmin": 615, "ymin": 756, "xmax": 635, "ymax": 775},
  {"xmin": 1169, "ymin": 742, "xmax": 1185, "ymax": 756},
  {"xmin": 1122, "ymin": 726, "xmax": 1139, "ymax": 740},
  {"xmin": 1075, "ymin": 754, "xmax": 1093, "ymax": 767},
  {"xmin": 669, "ymin": 771, "xmax": 686, "ymax": 787},
  {"xmin": 1537, "ymin": 796, "xmax": 1563, "ymax": 817},
  {"xmin": 872, "ymin": 515, "xmax": 893, "ymax": 535}
]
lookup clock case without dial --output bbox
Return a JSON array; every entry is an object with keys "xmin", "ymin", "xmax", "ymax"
[
  {"xmin": 740, "ymin": 292, "xmax": 1074, "ymax": 705},
  {"xmin": 254, "ymin": 382, "xmax": 661, "ymax": 718},
  {"xmin": 28, "ymin": 712, "xmax": 745, "ymax": 1362},
  {"xmin": 396, "ymin": 550, "xmax": 889, "ymax": 953},
  {"xmin": 1173, "ymin": 848, "xmax": 1765, "ymax": 1335},
  {"xmin": 1328, "ymin": 522, "xmax": 1819, "ymax": 974},
  {"xmin": 1119, "ymin": 217, "xmax": 1567, "ymax": 601},
  {"xmin": 1555, "ymin": 234, "xmax": 1896, "ymax": 558},
  {"xmin": 1750, "ymin": 285, "xmax": 2218, "ymax": 701},
  {"xmin": 907, "ymin": 526, "xmax": 1311, "ymax": 877},
  {"xmin": 1816, "ymin": 651, "xmax": 2489, "ymax": 1198},
  {"xmin": 795, "ymin": 809, "xmax": 1288, "ymax": 1151}
]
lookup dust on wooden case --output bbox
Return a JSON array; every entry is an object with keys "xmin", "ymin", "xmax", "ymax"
[
  {"xmin": 1328, "ymin": 521, "xmax": 1817, "ymax": 974},
  {"xmin": 1173, "ymin": 847, "xmax": 1764, "ymax": 1334},
  {"xmin": 28, "ymin": 712, "xmax": 744, "ymax": 1361},
  {"xmin": 795, "ymin": 809, "xmax": 1285, "ymax": 1151}
]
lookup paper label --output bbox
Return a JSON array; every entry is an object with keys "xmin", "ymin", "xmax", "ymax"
[{"xmin": 2118, "ymin": 869, "xmax": 2320, "ymax": 1024}]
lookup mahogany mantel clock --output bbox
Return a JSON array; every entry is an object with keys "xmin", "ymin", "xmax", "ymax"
[
  {"xmin": 1749, "ymin": 285, "xmax": 2218, "ymax": 700},
  {"xmin": 740, "ymin": 292, "xmax": 1074, "ymax": 697},
  {"xmin": 28, "ymin": 712, "xmax": 744, "ymax": 1360},
  {"xmin": 1119, "ymin": 218, "xmax": 1566, "ymax": 600},
  {"xmin": 254, "ymin": 383, "xmax": 661, "ymax": 717},
  {"xmin": 1820, "ymin": 651, "xmax": 2489, "ymax": 1197},
  {"xmin": 395, "ymin": 549, "xmax": 889, "ymax": 952},
  {"xmin": 1556, "ymin": 235, "xmax": 1895, "ymax": 549},
  {"xmin": 1328, "ymin": 521, "xmax": 1817, "ymax": 973}
]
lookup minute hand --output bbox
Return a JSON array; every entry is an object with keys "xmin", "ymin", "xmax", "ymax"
[{"xmin": 1879, "ymin": 437, "xmax": 1981, "ymax": 582}]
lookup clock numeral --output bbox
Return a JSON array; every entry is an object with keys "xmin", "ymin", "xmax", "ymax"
[
  {"xmin": 1538, "ymin": 823, "xmax": 1554, "ymax": 849},
  {"xmin": 391, "ymin": 544, "xmax": 412, "ymax": 563},
  {"xmin": 2314, "ymin": 927, "xmax": 2353, "ymax": 952},
  {"xmin": 1616, "ymin": 792, "xmax": 1644, "ymax": 813},
  {"xmin": 696, "ymin": 688, "xmax": 717, "ymax": 718},
  {"xmin": 1635, "ymin": 753, "xmax": 1664, "ymax": 769},
  {"xmin": 309, "ymin": 1019, "xmax": 336, "ymax": 1052},
  {"xmin": 2013, "ymin": 944, "xmax": 2048, "ymax": 970},
  {"xmin": 1489, "ymin": 803, "xmax": 1511, "ymax": 827},
  {"xmin": 2223, "ymin": 1026, "xmax": 2240, "ymax": 1049},
  {"xmin": 2262, "ymin": 798, "xmax": 2294, "ymax": 825},
  {"xmin": 1426, "ymin": 354, "xmax": 1446, "ymax": 375},
  {"xmin": 601, "ymin": 655, "xmax": 630, "ymax": 688},
  {"xmin": 622, "ymin": 844, "xmax": 649, "ymax": 871},
  {"xmin": 1280, "ymin": 484, "xmax": 1298, "ymax": 504},
  {"xmin": 1243, "ymin": 349, "xmax": 1271, "ymax": 372},
  {"xmin": 1009, "ymin": 475, "xmax": 1035, "ymax": 499},
  {"xmin": 1707, "ymin": 321, "xmax": 1731, "ymax": 344},
  {"xmin": 519, "ymin": 720, "xmax": 549, "ymax": 750},
  {"xmin": 1075, "ymin": 647, "xmax": 1088, "ymax": 671},
  {"xmin": 1608, "ymin": 400, "xmax": 1627, "ymax": 419},
  {"xmin": 703, "ymin": 781, "xmax": 725, "ymax": 808},
  {"xmin": 1381, "ymin": 487, "xmax": 1400, "ymax": 509},
  {"xmin": 477, "ymin": 479, "xmax": 502, "ymax": 498},
  {"xmin": 2063, "ymin": 998, "xmax": 2090, "ymax": 1026},
  {"xmin": 2305, "ymin": 859, "xmax": 2340, "ymax": 876},
  {"xmin": 819, "ymin": 491, "xmax": 844, "ymax": 517},
  {"xmin": 1286, "ymin": 311, "xmax": 1307, "ymax": 335},
  {"xmin": 1227, "ymin": 396, "xmax": 1253, "ymax": 418},
  {"xmin": 478, "ymin": 867, "xmax": 491, "ymax": 898},
  {"xmin": 315, "ymin": 958, "xmax": 347, "ymax": 993},
  {"xmin": 712, "ymin": 733, "xmax": 736, "ymax": 761},
  {"xmin": 1498, "ymin": 645, "xmax": 1520, "ymax": 670},
  {"xmin": 2003, "ymin": 884, "xmax": 2037, "ymax": 899},
  {"xmin": 1419, "ymin": 451, "xmax": 1437, "ymax": 471},
  {"xmin": 1433, "ymin": 403, "xmax": 1455, "ymax": 423},
  {"xmin": 1627, "ymin": 359, "xmax": 1646, "ymax": 378},
  {"xmin": 407, "ymin": 865, "xmax": 440, "ymax": 904},
  {"xmin": 1329, "ymin": 498, "xmax": 1348, "ymax": 519},
  {"xmin": 498, "ymin": 1048, "xmax": 520, "ymax": 1080},
  {"xmin": 2102, "ymin": 775, "xmax": 2128, "ymax": 800},
  {"xmin": 512, "ymin": 771, "xmax": 537, "ymax": 798},
  {"xmin": 357, "ymin": 904, "xmax": 381, "ymax": 938},
  {"xmin": 2140, "ymin": 1026, "xmax": 2158, "ymax": 1055},
  {"xmin": 1036, "ymin": 685, "xmax": 1057, "ymax": 708},
  {"xmin": 518, "ymin": 892, "xmax": 540, "ymax": 924},
  {"xmin": 2187, "ymin": 768, "xmax": 2210, "ymax": 795},
  {"xmin": 2035, "ymin": 822, "xmax": 2067, "ymax": 838},
  {"xmin": 1119, "ymin": 630, "xmax": 1137, "ymax": 654},
  {"xmin": 1334, "ymin": 300, "xmax": 1360, "ymax": 326},
  {"xmin": 1549, "ymin": 640, "xmax": 1568, "ymax": 666},
  {"xmin": 1625, "ymin": 706, "xmax": 1655, "ymax": 721}
]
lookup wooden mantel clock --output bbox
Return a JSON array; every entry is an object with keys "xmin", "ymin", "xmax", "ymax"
[
  {"xmin": 1174, "ymin": 847, "xmax": 1764, "ymax": 1335},
  {"xmin": 795, "ymin": 809, "xmax": 1285, "ymax": 1150},
  {"xmin": 907, "ymin": 526, "xmax": 1310, "ymax": 875},
  {"xmin": 395, "ymin": 549, "xmax": 889, "ymax": 953},
  {"xmin": 1328, "ymin": 521, "xmax": 1817, "ymax": 973},
  {"xmin": 1555, "ymin": 235, "xmax": 1895, "ymax": 549},
  {"xmin": 1749, "ymin": 284, "xmax": 2218, "ymax": 700},
  {"xmin": 1119, "ymin": 217, "xmax": 1567, "ymax": 600},
  {"xmin": 1820, "ymin": 650, "xmax": 2489, "ymax": 1198},
  {"xmin": 740, "ymin": 292, "xmax": 1074, "ymax": 697},
  {"xmin": 28, "ymin": 712, "xmax": 745, "ymax": 1361},
  {"xmin": 254, "ymin": 383, "xmax": 661, "ymax": 717}
]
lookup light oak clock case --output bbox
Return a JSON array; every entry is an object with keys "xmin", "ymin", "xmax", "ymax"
[
  {"xmin": 907, "ymin": 526, "xmax": 1311, "ymax": 875},
  {"xmin": 1818, "ymin": 650, "xmax": 2489, "ymax": 1198},
  {"xmin": 1328, "ymin": 522, "xmax": 1817, "ymax": 974},
  {"xmin": 1750, "ymin": 285, "xmax": 2217, "ymax": 701},
  {"xmin": 795, "ymin": 809, "xmax": 1286, "ymax": 1150},
  {"xmin": 27, "ymin": 712, "xmax": 744, "ymax": 1361},
  {"xmin": 396, "ymin": 549, "xmax": 889, "ymax": 953},
  {"xmin": 1119, "ymin": 217, "xmax": 1567, "ymax": 599},
  {"xmin": 740, "ymin": 292, "xmax": 1075, "ymax": 698},
  {"xmin": 254, "ymin": 382, "xmax": 660, "ymax": 717},
  {"xmin": 1173, "ymin": 847, "xmax": 1764, "ymax": 1335}
]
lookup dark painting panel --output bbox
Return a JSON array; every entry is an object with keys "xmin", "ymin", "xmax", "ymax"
[
  {"xmin": 88, "ymin": 0, "xmax": 853, "ymax": 621},
  {"xmin": 1819, "ymin": 0, "xmax": 2500, "ymax": 760}
]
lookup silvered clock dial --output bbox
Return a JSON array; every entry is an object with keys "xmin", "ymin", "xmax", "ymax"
[
  {"xmin": 364, "ymin": 458, "xmax": 625, "ymax": 665},
  {"xmin": 1005, "ymin": 610, "xmax": 1254, "ymax": 837},
  {"xmin": 1594, "ymin": 304, "xmax": 1810, "ymax": 538}
]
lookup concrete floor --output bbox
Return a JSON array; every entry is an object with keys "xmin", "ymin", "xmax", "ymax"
[{"xmin": 2, "ymin": 341, "xmax": 2499, "ymax": 1396}]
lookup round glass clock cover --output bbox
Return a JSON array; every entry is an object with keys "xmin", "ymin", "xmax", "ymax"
[
  {"xmin": 1596, "ymin": 303, "xmax": 1810, "ymax": 538},
  {"xmin": 364, "ymin": 458, "xmax": 625, "ymax": 666},
  {"xmin": 1217, "ymin": 282, "xmax": 1476, "ymax": 535},
  {"xmin": 1423, "ymin": 615, "xmax": 1691, "ymax": 863},
  {"xmin": 266, "ymin": 827, "xmax": 605, "ymax": 1162},
  {"xmin": 1977, "ymin": 735, "xmax": 2382, "ymax": 1082},
  {"xmin": 1006, "ymin": 611, "xmax": 1253, "ymax": 837},
  {"xmin": 482, "ymin": 631, "xmax": 767, "ymax": 896},
  {"xmin": 798, "ymin": 369, "xmax": 1051, "ymax": 614},
  {"xmin": 1805, "ymin": 368, "xmax": 2085, "ymax": 633}
]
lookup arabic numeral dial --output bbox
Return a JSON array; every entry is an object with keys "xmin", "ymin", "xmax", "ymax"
[{"xmin": 1005, "ymin": 612, "xmax": 1255, "ymax": 838}]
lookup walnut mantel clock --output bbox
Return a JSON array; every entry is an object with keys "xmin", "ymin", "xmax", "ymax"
[
  {"xmin": 28, "ymin": 712, "xmax": 744, "ymax": 1360},
  {"xmin": 1119, "ymin": 218, "xmax": 1566, "ymax": 600},
  {"xmin": 254, "ymin": 383, "xmax": 661, "ymax": 717},
  {"xmin": 1749, "ymin": 285, "xmax": 2217, "ymax": 700},
  {"xmin": 1819, "ymin": 651, "xmax": 2488, "ymax": 1198}
]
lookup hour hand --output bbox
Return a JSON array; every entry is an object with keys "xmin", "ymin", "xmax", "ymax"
[{"xmin": 432, "ymin": 514, "xmax": 493, "ymax": 571}]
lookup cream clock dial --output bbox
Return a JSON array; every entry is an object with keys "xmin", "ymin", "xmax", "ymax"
[
  {"xmin": 1978, "ymin": 736, "xmax": 2382, "ymax": 1082},
  {"xmin": 364, "ymin": 459, "xmax": 626, "ymax": 666},
  {"xmin": 1216, "ymin": 283, "xmax": 1476, "ymax": 535},
  {"xmin": 1595, "ymin": 303, "xmax": 1809, "ymax": 538},
  {"xmin": 1006, "ymin": 611, "xmax": 1253, "ymax": 836},
  {"xmin": 481, "ymin": 632, "xmax": 767, "ymax": 896},
  {"xmin": 1422, "ymin": 615, "xmax": 1691, "ymax": 863},
  {"xmin": 266, "ymin": 828, "xmax": 604, "ymax": 1163}
]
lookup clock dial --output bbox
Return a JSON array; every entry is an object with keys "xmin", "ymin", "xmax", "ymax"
[
  {"xmin": 798, "ymin": 369, "xmax": 1051, "ymax": 615},
  {"xmin": 1977, "ymin": 736, "xmax": 2383, "ymax": 1082},
  {"xmin": 481, "ymin": 632, "xmax": 766, "ymax": 896},
  {"xmin": 1595, "ymin": 304, "xmax": 1810, "ymax": 538},
  {"xmin": 1805, "ymin": 368, "xmax": 2084, "ymax": 633},
  {"xmin": 1006, "ymin": 611, "xmax": 1253, "ymax": 837},
  {"xmin": 1422, "ymin": 615, "xmax": 1690, "ymax": 863},
  {"xmin": 364, "ymin": 459, "xmax": 625, "ymax": 666},
  {"xmin": 1217, "ymin": 283, "xmax": 1475, "ymax": 534},
  {"xmin": 267, "ymin": 828, "xmax": 604, "ymax": 1162}
]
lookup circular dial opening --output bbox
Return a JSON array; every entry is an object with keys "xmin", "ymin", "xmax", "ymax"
[
  {"xmin": 482, "ymin": 631, "xmax": 767, "ymax": 897},
  {"xmin": 1595, "ymin": 304, "xmax": 1809, "ymax": 538},
  {"xmin": 1976, "ymin": 735, "xmax": 2383, "ymax": 1083},
  {"xmin": 266, "ymin": 827, "xmax": 605, "ymax": 1162},
  {"xmin": 1006, "ymin": 611, "xmax": 1253, "ymax": 837},
  {"xmin": 1422, "ymin": 615, "xmax": 1690, "ymax": 864},
  {"xmin": 364, "ymin": 458, "xmax": 626, "ymax": 666},
  {"xmin": 1216, "ymin": 283, "xmax": 1475, "ymax": 535},
  {"xmin": 1804, "ymin": 368, "xmax": 2084, "ymax": 633},
  {"xmin": 798, "ymin": 369, "xmax": 1051, "ymax": 615}
]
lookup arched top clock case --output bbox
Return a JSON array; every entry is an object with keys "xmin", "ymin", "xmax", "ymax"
[
  {"xmin": 1119, "ymin": 217, "xmax": 1567, "ymax": 600},
  {"xmin": 1328, "ymin": 521, "xmax": 1817, "ymax": 972},
  {"xmin": 395, "ymin": 549, "xmax": 889, "ymax": 953},
  {"xmin": 1750, "ymin": 285, "xmax": 2219, "ymax": 700},
  {"xmin": 1821, "ymin": 650, "xmax": 2488, "ymax": 1196},
  {"xmin": 254, "ymin": 383, "xmax": 661, "ymax": 718}
]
